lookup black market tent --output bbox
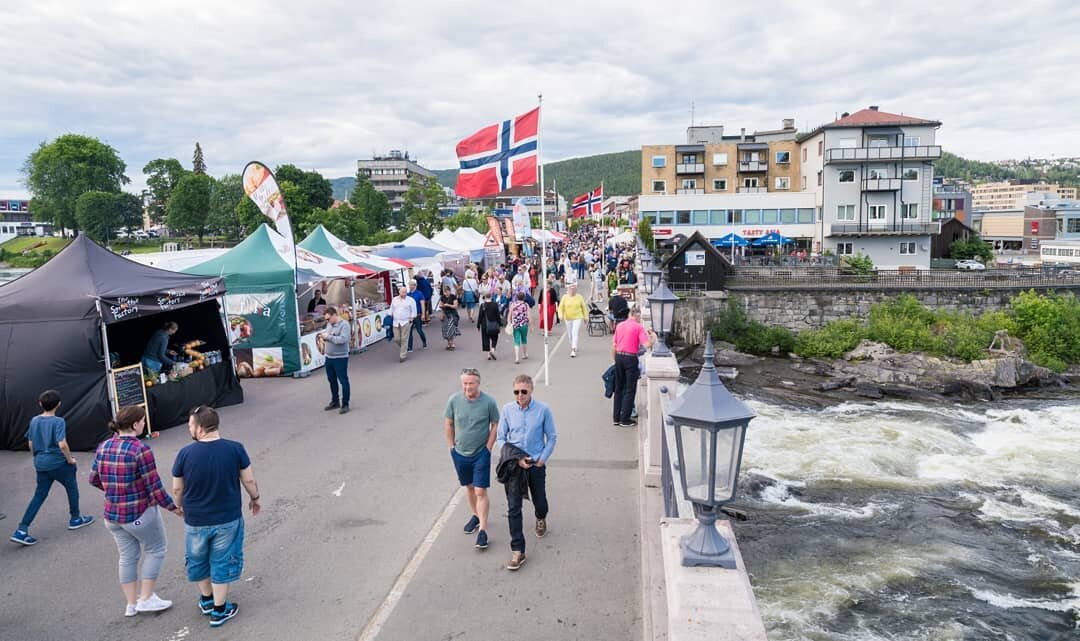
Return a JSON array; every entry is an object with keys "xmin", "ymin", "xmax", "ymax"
[{"xmin": 0, "ymin": 235, "xmax": 243, "ymax": 451}]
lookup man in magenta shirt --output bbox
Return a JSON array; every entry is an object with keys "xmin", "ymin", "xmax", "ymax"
[{"xmin": 610, "ymin": 306, "xmax": 654, "ymax": 427}]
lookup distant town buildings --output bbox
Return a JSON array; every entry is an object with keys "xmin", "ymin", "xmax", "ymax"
[
  {"xmin": 356, "ymin": 150, "xmax": 435, "ymax": 213},
  {"xmin": 641, "ymin": 106, "xmax": 943, "ymax": 269},
  {"xmin": 1034, "ymin": 198, "xmax": 1080, "ymax": 266},
  {"xmin": 970, "ymin": 180, "xmax": 1077, "ymax": 211},
  {"xmin": 0, "ymin": 199, "xmax": 53, "ymax": 243},
  {"xmin": 933, "ymin": 182, "xmax": 972, "ymax": 222}
]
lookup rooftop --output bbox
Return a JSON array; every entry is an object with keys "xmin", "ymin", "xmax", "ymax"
[{"xmin": 807, "ymin": 106, "xmax": 941, "ymax": 137}]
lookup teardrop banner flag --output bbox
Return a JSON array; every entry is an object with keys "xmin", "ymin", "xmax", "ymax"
[{"xmin": 243, "ymin": 161, "xmax": 295, "ymax": 266}]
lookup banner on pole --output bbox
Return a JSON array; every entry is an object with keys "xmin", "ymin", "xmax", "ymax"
[
  {"xmin": 511, "ymin": 198, "xmax": 532, "ymax": 240},
  {"xmin": 243, "ymin": 161, "xmax": 295, "ymax": 266}
]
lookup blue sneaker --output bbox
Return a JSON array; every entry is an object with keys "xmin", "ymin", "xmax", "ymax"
[
  {"xmin": 475, "ymin": 530, "xmax": 489, "ymax": 550},
  {"xmin": 209, "ymin": 602, "xmax": 238, "ymax": 627},
  {"xmin": 198, "ymin": 596, "xmax": 215, "ymax": 615},
  {"xmin": 68, "ymin": 515, "xmax": 94, "ymax": 530},
  {"xmin": 10, "ymin": 529, "xmax": 37, "ymax": 546},
  {"xmin": 463, "ymin": 515, "xmax": 480, "ymax": 535}
]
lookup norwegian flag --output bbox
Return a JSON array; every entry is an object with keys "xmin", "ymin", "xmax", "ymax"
[
  {"xmin": 571, "ymin": 185, "xmax": 603, "ymax": 218},
  {"xmin": 454, "ymin": 107, "xmax": 539, "ymax": 198}
]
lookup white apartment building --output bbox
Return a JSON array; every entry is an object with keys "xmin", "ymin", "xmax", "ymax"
[
  {"xmin": 971, "ymin": 181, "xmax": 1078, "ymax": 211},
  {"xmin": 356, "ymin": 150, "xmax": 435, "ymax": 213},
  {"xmin": 638, "ymin": 191, "xmax": 817, "ymax": 246},
  {"xmin": 799, "ymin": 106, "xmax": 942, "ymax": 269}
]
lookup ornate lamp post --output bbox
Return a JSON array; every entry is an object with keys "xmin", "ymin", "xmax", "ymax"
[
  {"xmin": 642, "ymin": 267, "xmax": 662, "ymax": 296},
  {"xmin": 647, "ymin": 277, "xmax": 678, "ymax": 357},
  {"xmin": 666, "ymin": 335, "xmax": 755, "ymax": 568}
]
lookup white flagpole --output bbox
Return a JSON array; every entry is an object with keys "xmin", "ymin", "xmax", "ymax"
[{"xmin": 537, "ymin": 93, "xmax": 549, "ymax": 386}]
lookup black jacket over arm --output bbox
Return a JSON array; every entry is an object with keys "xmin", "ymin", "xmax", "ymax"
[{"xmin": 496, "ymin": 443, "xmax": 532, "ymax": 501}]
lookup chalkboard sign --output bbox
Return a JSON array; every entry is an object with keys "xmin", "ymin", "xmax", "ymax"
[{"xmin": 109, "ymin": 364, "xmax": 151, "ymax": 434}]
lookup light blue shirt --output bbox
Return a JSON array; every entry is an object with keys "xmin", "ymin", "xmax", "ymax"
[{"xmin": 496, "ymin": 398, "xmax": 557, "ymax": 463}]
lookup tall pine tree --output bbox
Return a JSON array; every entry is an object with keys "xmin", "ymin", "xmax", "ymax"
[{"xmin": 192, "ymin": 142, "xmax": 206, "ymax": 175}]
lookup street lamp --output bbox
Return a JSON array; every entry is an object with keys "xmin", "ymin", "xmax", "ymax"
[
  {"xmin": 666, "ymin": 334, "xmax": 755, "ymax": 568},
  {"xmin": 642, "ymin": 267, "xmax": 662, "ymax": 295},
  {"xmin": 641, "ymin": 252, "xmax": 654, "ymax": 272},
  {"xmin": 647, "ymin": 277, "xmax": 678, "ymax": 357}
]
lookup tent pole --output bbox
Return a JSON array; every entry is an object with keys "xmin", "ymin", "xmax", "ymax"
[{"xmin": 95, "ymin": 299, "xmax": 117, "ymax": 420}]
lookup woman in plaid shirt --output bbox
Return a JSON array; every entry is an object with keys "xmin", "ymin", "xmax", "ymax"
[{"xmin": 90, "ymin": 406, "xmax": 183, "ymax": 618}]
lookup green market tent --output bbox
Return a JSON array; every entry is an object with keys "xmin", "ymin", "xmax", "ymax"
[{"xmin": 299, "ymin": 225, "xmax": 411, "ymax": 273}]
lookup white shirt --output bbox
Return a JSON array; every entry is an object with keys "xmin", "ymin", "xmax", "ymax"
[{"xmin": 390, "ymin": 296, "xmax": 417, "ymax": 327}]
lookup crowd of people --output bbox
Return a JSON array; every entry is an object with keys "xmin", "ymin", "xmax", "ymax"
[{"xmin": 8, "ymin": 222, "xmax": 649, "ymax": 629}]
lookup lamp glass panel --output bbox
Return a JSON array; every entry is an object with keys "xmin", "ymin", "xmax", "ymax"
[
  {"xmin": 659, "ymin": 298, "xmax": 675, "ymax": 333},
  {"xmin": 679, "ymin": 424, "xmax": 711, "ymax": 504},
  {"xmin": 713, "ymin": 425, "xmax": 743, "ymax": 503}
]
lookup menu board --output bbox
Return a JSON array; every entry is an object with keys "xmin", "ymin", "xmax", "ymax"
[{"xmin": 109, "ymin": 364, "xmax": 152, "ymax": 432}]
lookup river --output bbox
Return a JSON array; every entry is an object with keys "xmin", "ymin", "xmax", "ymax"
[{"xmin": 732, "ymin": 394, "xmax": 1080, "ymax": 640}]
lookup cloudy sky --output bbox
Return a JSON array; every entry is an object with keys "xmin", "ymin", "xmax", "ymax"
[{"xmin": 2, "ymin": 0, "xmax": 1078, "ymax": 198}]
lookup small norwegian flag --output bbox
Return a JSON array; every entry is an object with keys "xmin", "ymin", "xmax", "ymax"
[
  {"xmin": 571, "ymin": 186, "xmax": 603, "ymax": 218},
  {"xmin": 454, "ymin": 108, "xmax": 539, "ymax": 198}
]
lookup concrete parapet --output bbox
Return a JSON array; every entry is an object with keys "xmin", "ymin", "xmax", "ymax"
[{"xmin": 643, "ymin": 353, "xmax": 679, "ymax": 487}]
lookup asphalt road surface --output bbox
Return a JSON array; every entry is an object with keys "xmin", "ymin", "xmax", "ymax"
[{"xmin": 0, "ymin": 316, "xmax": 642, "ymax": 641}]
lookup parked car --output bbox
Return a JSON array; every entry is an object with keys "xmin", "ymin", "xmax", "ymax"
[
  {"xmin": 146, "ymin": 229, "xmax": 159, "ymax": 238},
  {"xmin": 114, "ymin": 230, "xmax": 131, "ymax": 239},
  {"xmin": 956, "ymin": 259, "xmax": 985, "ymax": 271},
  {"xmin": 132, "ymin": 230, "xmax": 149, "ymax": 240}
]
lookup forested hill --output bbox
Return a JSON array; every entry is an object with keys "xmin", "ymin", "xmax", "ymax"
[
  {"xmin": 935, "ymin": 151, "xmax": 1080, "ymax": 186},
  {"xmin": 330, "ymin": 150, "xmax": 643, "ymax": 201}
]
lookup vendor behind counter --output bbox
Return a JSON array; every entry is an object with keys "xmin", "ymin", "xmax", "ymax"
[{"xmin": 142, "ymin": 321, "xmax": 179, "ymax": 373}]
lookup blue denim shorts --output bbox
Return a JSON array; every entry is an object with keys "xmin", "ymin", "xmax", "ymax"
[
  {"xmin": 184, "ymin": 518, "xmax": 244, "ymax": 584},
  {"xmin": 451, "ymin": 447, "xmax": 491, "ymax": 489}
]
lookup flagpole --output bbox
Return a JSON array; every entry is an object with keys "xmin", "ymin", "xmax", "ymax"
[{"xmin": 537, "ymin": 93, "xmax": 550, "ymax": 386}]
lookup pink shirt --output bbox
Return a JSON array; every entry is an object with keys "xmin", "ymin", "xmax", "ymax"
[{"xmin": 613, "ymin": 318, "xmax": 649, "ymax": 354}]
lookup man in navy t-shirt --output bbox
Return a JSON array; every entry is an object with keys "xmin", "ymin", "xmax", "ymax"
[{"xmin": 172, "ymin": 406, "xmax": 260, "ymax": 628}]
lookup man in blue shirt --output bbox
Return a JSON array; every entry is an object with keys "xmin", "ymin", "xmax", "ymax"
[
  {"xmin": 496, "ymin": 374, "xmax": 557, "ymax": 570},
  {"xmin": 406, "ymin": 282, "xmax": 428, "ymax": 352}
]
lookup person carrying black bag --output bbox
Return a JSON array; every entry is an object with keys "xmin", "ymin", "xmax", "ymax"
[{"xmin": 477, "ymin": 293, "xmax": 503, "ymax": 360}]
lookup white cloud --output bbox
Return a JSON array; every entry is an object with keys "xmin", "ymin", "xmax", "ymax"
[{"xmin": 1, "ymin": 0, "xmax": 1078, "ymax": 198}]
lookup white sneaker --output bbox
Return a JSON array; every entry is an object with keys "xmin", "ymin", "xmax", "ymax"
[
  {"xmin": 124, "ymin": 603, "xmax": 138, "ymax": 617},
  {"xmin": 136, "ymin": 594, "xmax": 173, "ymax": 613}
]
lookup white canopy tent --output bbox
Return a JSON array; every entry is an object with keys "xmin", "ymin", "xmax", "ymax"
[
  {"xmin": 607, "ymin": 230, "xmax": 636, "ymax": 246},
  {"xmin": 454, "ymin": 227, "xmax": 486, "ymax": 246},
  {"xmin": 432, "ymin": 229, "xmax": 473, "ymax": 252},
  {"xmin": 401, "ymin": 232, "xmax": 455, "ymax": 252}
]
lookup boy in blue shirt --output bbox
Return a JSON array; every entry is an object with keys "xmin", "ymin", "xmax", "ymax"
[{"xmin": 10, "ymin": 390, "xmax": 94, "ymax": 546}]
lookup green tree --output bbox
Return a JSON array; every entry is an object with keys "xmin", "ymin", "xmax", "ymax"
[
  {"xmin": 949, "ymin": 235, "xmax": 994, "ymax": 262},
  {"xmin": 444, "ymin": 205, "xmax": 485, "ymax": 233},
  {"xmin": 167, "ymin": 173, "xmax": 213, "ymax": 242},
  {"xmin": 207, "ymin": 174, "xmax": 245, "ymax": 241},
  {"xmin": 23, "ymin": 134, "xmax": 129, "ymax": 234},
  {"xmin": 278, "ymin": 181, "xmax": 312, "ymax": 237},
  {"xmin": 306, "ymin": 205, "xmax": 371, "ymax": 245},
  {"xmin": 142, "ymin": 158, "xmax": 187, "ymax": 224},
  {"xmin": 349, "ymin": 171, "xmax": 393, "ymax": 232},
  {"xmin": 638, "ymin": 216, "xmax": 654, "ymax": 249},
  {"xmin": 402, "ymin": 176, "xmax": 446, "ymax": 236},
  {"xmin": 192, "ymin": 143, "xmax": 206, "ymax": 175},
  {"xmin": 236, "ymin": 197, "xmax": 266, "ymax": 238},
  {"xmin": 114, "ymin": 192, "xmax": 145, "ymax": 233},
  {"xmin": 275, "ymin": 164, "xmax": 333, "ymax": 212},
  {"xmin": 75, "ymin": 191, "xmax": 121, "ymax": 242}
]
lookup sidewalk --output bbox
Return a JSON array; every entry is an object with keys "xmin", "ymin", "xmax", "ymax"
[{"xmin": 369, "ymin": 324, "xmax": 643, "ymax": 641}]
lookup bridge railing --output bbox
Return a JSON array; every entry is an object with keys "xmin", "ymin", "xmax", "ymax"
[{"xmin": 723, "ymin": 266, "xmax": 1080, "ymax": 289}]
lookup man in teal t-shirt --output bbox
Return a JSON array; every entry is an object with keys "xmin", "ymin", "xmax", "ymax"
[{"xmin": 444, "ymin": 368, "xmax": 500, "ymax": 551}]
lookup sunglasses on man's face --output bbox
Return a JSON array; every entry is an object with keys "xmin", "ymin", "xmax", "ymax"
[{"xmin": 513, "ymin": 389, "xmax": 530, "ymax": 396}]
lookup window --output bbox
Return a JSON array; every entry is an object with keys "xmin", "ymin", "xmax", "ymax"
[
  {"xmin": 692, "ymin": 210, "xmax": 709, "ymax": 224},
  {"xmin": 867, "ymin": 168, "xmax": 887, "ymax": 180},
  {"xmin": 899, "ymin": 241, "xmax": 917, "ymax": 255},
  {"xmin": 817, "ymin": 170, "xmax": 823, "ymax": 186},
  {"xmin": 712, "ymin": 152, "xmax": 728, "ymax": 165},
  {"xmin": 818, "ymin": 140, "xmax": 824, "ymax": 156},
  {"xmin": 836, "ymin": 205, "xmax": 855, "ymax": 221},
  {"xmin": 801, "ymin": 176, "xmax": 806, "ymax": 190},
  {"xmin": 681, "ymin": 179, "xmax": 697, "ymax": 189},
  {"xmin": 902, "ymin": 203, "xmax": 919, "ymax": 219},
  {"xmin": 775, "ymin": 151, "xmax": 790, "ymax": 164},
  {"xmin": 781, "ymin": 209, "xmax": 797, "ymax": 223},
  {"xmin": 743, "ymin": 177, "xmax": 759, "ymax": 188},
  {"xmin": 775, "ymin": 177, "xmax": 791, "ymax": 190},
  {"xmin": 837, "ymin": 137, "xmax": 857, "ymax": 149},
  {"xmin": 709, "ymin": 210, "xmax": 727, "ymax": 225},
  {"xmin": 817, "ymin": 206, "xmax": 823, "ymax": 222},
  {"xmin": 682, "ymin": 154, "xmax": 697, "ymax": 164},
  {"xmin": 652, "ymin": 180, "xmax": 666, "ymax": 193},
  {"xmin": 743, "ymin": 209, "xmax": 761, "ymax": 224},
  {"xmin": 869, "ymin": 204, "xmax": 887, "ymax": 221},
  {"xmin": 798, "ymin": 208, "xmax": 815, "ymax": 223},
  {"xmin": 761, "ymin": 209, "xmax": 779, "ymax": 224},
  {"xmin": 1068, "ymin": 218, "xmax": 1080, "ymax": 233},
  {"xmin": 902, "ymin": 168, "xmax": 919, "ymax": 181},
  {"xmin": 839, "ymin": 170, "xmax": 855, "ymax": 183},
  {"xmin": 802, "ymin": 147, "xmax": 808, "ymax": 162},
  {"xmin": 676, "ymin": 210, "xmax": 691, "ymax": 225},
  {"xmin": 712, "ymin": 178, "xmax": 727, "ymax": 191},
  {"xmin": 904, "ymin": 136, "xmax": 920, "ymax": 147},
  {"xmin": 837, "ymin": 242, "xmax": 854, "ymax": 255},
  {"xmin": 728, "ymin": 210, "xmax": 744, "ymax": 224},
  {"xmin": 659, "ymin": 211, "xmax": 674, "ymax": 224},
  {"xmin": 651, "ymin": 155, "xmax": 666, "ymax": 168},
  {"xmin": 868, "ymin": 136, "xmax": 890, "ymax": 148}
]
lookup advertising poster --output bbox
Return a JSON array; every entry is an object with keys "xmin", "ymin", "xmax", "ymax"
[
  {"xmin": 243, "ymin": 161, "xmax": 295, "ymax": 265},
  {"xmin": 225, "ymin": 292, "xmax": 290, "ymax": 348},
  {"xmin": 299, "ymin": 332, "xmax": 326, "ymax": 373},
  {"xmin": 234, "ymin": 347, "xmax": 285, "ymax": 378},
  {"xmin": 357, "ymin": 310, "xmax": 391, "ymax": 349},
  {"xmin": 512, "ymin": 198, "xmax": 532, "ymax": 240}
]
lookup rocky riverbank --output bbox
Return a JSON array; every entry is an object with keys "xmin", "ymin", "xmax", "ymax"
[{"xmin": 676, "ymin": 340, "xmax": 1075, "ymax": 408}]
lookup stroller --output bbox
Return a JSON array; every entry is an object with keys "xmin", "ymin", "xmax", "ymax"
[{"xmin": 587, "ymin": 303, "xmax": 608, "ymax": 337}]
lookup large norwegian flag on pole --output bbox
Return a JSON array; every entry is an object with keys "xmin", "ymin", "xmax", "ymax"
[
  {"xmin": 570, "ymin": 185, "xmax": 603, "ymax": 218},
  {"xmin": 454, "ymin": 107, "xmax": 540, "ymax": 198}
]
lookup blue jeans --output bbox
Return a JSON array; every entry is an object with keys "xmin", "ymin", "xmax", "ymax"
[
  {"xmin": 185, "ymin": 518, "xmax": 245, "ymax": 584},
  {"xmin": 507, "ymin": 466, "xmax": 548, "ymax": 552},
  {"xmin": 407, "ymin": 316, "xmax": 427, "ymax": 350},
  {"xmin": 325, "ymin": 356, "xmax": 350, "ymax": 406},
  {"xmin": 18, "ymin": 462, "xmax": 80, "ymax": 531}
]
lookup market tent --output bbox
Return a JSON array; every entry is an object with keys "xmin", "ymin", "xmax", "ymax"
[
  {"xmin": 454, "ymin": 227, "xmax": 486, "ymax": 245},
  {"xmin": 751, "ymin": 231, "xmax": 793, "ymax": 247},
  {"xmin": 300, "ymin": 224, "xmax": 403, "ymax": 274},
  {"xmin": 128, "ymin": 248, "xmax": 229, "ymax": 271},
  {"xmin": 375, "ymin": 244, "xmax": 444, "ymax": 260},
  {"xmin": 401, "ymin": 232, "xmax": 455, "ymax": 253},
  {"xmin": 434, "ymin": 229, "xmax": 485, "ymax": 262},
  {"xmin": 432, "ymin": 229, "xmax": 471, "ymax": 252},
  {"xmin": 0, "ymin": 235, "xmax": 241, "ymax": 451},
  {"xmin": 607, "ymin": 230, "xmax": 636, "ymax": 245},
  {"xmin": 713, "ymin": 233, "xmax": 750, "ymax": 247}
]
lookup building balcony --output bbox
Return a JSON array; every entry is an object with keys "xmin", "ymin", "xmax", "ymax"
[
  {"xmin": 739, "ymin": 161, "xmax": 768, "ymax": 172},
  {"xmin": 675, "ymin": 188, "xmax": 705, "ymax": 195},
  {"xmin": 829, "ymin": 222, "xmax": 940, "ymax": 236},
  {"xmin": 863, "ymin": 177, "xmax": 903, "ymax": 191},
  {"xmin": 737, "ymin": 187, "xmax": 767, "ymax": 194},
  {"xmin": 675, "ymin": 163, "xmax": 705, "ymax": 174},
  {"xmin": 824, "ymin": 145, "xmax": 942, "ymax": 164}
]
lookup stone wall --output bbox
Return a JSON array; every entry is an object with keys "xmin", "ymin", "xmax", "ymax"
[{"xmin": 673, "ymin": 286, "xmax": 1080, "ymax": 337}]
